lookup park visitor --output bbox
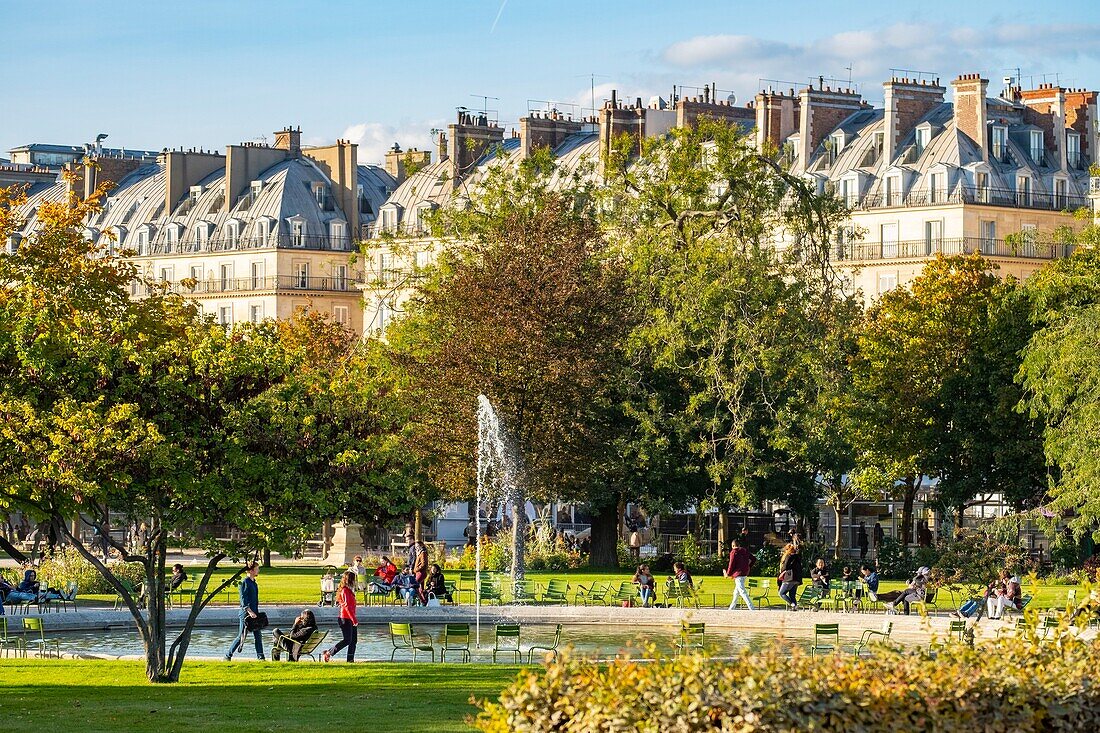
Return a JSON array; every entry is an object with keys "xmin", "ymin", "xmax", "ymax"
[
  {"xmin": 424, "ymin": 563, "xmax": 453, "ymax": 604},
  {"xmin": 985, "ymin": 570, "xmax": 1022, "ymax": 619},
  {"xmin": 370, "ymin": 555, "xmax": 398, "ymax": 593},
  {"xmin": 724, "ymin": 538, "xmax": 754, "ymax": 610},
  {"xmin": 879, "ymin": 567, "xmax": 931, "ymax": 615},
  {"xmin": 632, "ymin": 564, "xmax": 655, "ymax": 607},
  {"xmin": 224, "ymin": 561, "xmax": 264, "ymax": 661},
  {"xmin": 394, "ymin": 566, "xmax": 418, "ymax": 605},
  {"xmin": 272, "ymin": 609, "xmax": 318, "ymax": 662},
  {"xmin": 322, "ymin": 571, "xmax": 358, "ymax": 662},
  {"xmin": 672, "ymin": 561, "xmax": 694, "ymax": 589},
  {"xmin": 857, "ymin": 522, "xmax": 869, "ymax": 560},
  {"xmin": 348, "ymin": 555, "xmax": 368, "ymax": 591},
  {"xmin": 411, "ymin": 541, "xmax": 429, "ymax": 605},
  {"xmin": 778, "ymin": 541, "xmax": 803, "ymax": 610},
  {"xmin": 810, "ymin": 558, "xmax": 830, "ymax": 591},
  {"xmin": 169, "ymin": 564, "xmax": 188, "ymax": 591}
]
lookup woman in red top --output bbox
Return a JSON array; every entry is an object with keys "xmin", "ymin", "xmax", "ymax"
[{"xmin": 322, "ymin": 571, "xmax": 358, "ymax": 662}]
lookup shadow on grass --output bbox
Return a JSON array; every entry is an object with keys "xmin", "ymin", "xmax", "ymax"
[{"xmin": 0, "ymin": 660, "xmax": 521, "ymax": 733}]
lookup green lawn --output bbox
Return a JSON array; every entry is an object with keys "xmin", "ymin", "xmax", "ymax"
[
  {"xmin": 0, "ymin": 659, "xmax": 516, "ymax": 732},
  {"xmin": 74, "ymin": 565, "xmax": 1080, "ymax": 611}
]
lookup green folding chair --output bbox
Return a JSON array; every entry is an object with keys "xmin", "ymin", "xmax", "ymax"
[
  {"xmin": 542, "ymin": 579, "xmax": 569, "ymax": 605},
  {"xmin": 852, "ymin": 621, "xmax": 892, "ymax": 657},
  {"xmin": 441, "ymin": 623, "xmax": 471, "ymax": 663},
  {"xmin": 20, "ymin": 617, "xmax": 60, "ymax": 659},
  {"xmin": 810, "ymin": 623, "xmax": 840, "ymax": 657},
  {"xmin": 676, "ymin": 622, "xmax": 706, "ymax": 656},
  {"xmin": 492, "ymin": 624, "xmax": 521, "ymax": 663},
  {"xmin": 575, "ymin": 581, "xmax": 610, "ymax": 606},
  {"xmin": 527, "ymin": 624, "xmax": 562, "ymax": 663},
  {"xmin": 748, "ymin": 578, "xmax": 772, "ymax": 608},
  {"xmin": 388, "ymin": 622, "xmax": 435, "ymax": 661}
]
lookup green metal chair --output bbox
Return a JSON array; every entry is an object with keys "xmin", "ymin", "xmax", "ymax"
[
  {"xmin": 747, "ymin": 578, "xmax": 772, "ymax": 609},
  {"xmin": 911, "ymin": 587, "xmax": 940, "ymax": 616},
  {"xmin": 171, "ymin": 578, "xmax": 196, "ymax": 610},
  {"xmin": 0, "ymin": 618, "xmax": 18, "ymax": 658},
  {"xmin": 113, "ymin": 579, "xmax": 140, "ymax": 611},
  {"xmin": 512, "ymin": 579, "xmax": 540, "ymax": 605},
  {"xmin": 456, "ymin": 571, "xmax": 478, "ymax": 604},
  {"xmin": 273, "ymin": 629, "xmax": 329, "ymax": 661},
  {"xmin": 527, "ymin": 624, "xmax": 562, "ymax": 663},
  {"xmin": 20, "ymin": 617, "xmax": 60, "ymax": 659},
  {"xmin": 542, "ymin": 579, "xmax": 569, "ymax": 605},
  {"xmin": 676, "ymin": 622, "xmax": 706, "ymax": 656},
  {"xmin": 931, "ymin": 619, "xmax": 969, "ymax": 652},
  {"xmin": 810, "ymin": 623, "xmax": 840, "ymax": 657},
  {"xmin": 607, "ymin": 581, "xmax": 637, "ymax": 606},
  {"xmin": 478, "ymin": 578, "xmax": 504, "ymax": 605},
  {"xmin": 389, "ymin": 622, "xmax": 435, "ymax": 661},
  {"xmin": 575, "ymin": 581, "xmax": 610, "ymax": 606},
  {"xmin": 815, "ymin": 581, "xmax": 845, "ymax": 612},
  {"xmin": 441, "ymin": 623, "xmax": 471, "ymax": 663},
  {"xmin": 492, "ymin": 624, "xmax": 521, "ymax": 663},
  {"xmin": 1064, "ymin": 588, "xmax": 1078, "ymax": 614},
  {"xmin": 798, "ymin": 585, "xmax": 824, "ymax": 610},
  {"xmin": 666, "ymin": 580, "xmax": 701, "ymax": 609},
  {"xmin": 852, "ymin": 621, "xmax": 892, "ymax": 657}
]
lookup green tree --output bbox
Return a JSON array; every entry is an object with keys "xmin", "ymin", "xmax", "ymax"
[
  {"xmin": 849, "ymin": 254, "xmax": 1044, "ymax": 545},
  {"xmin": 384, "ymin": 149, "xmax": 634, "ymax": 572},
  {"xmin": 606, "ymin": 119, "xmax": 856, "ymax": 548},
  {"xmin": 0, "ymin": 183, "xmax": 414, "ymax": 682},
  {"xmin": 1020, "ymin": 246, "xmax": 1100, "ymax": 539}
]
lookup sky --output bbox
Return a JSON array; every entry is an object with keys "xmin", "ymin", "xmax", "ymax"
[{"xmin": 3, "ymin": 0, "xmax": 1100, "ymax": 166}]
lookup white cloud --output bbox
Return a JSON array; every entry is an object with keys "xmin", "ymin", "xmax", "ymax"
[{"xmin": 342, "ymin": 120, "xmax": 445, "ymax": 167}]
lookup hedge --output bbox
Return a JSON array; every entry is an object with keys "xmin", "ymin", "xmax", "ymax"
[{"xmin": 475, "ymin": 631, "xmax": 1100, "ymax": 731}]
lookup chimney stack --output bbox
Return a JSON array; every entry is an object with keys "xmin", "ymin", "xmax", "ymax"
[
  {"xmin": 446, "ymin": 111, "xmax": 504, "ymax": 187},
  {"xmin": 882, "ymin": 77, "xmax": 945, "ymax": 162},
  {"xmin": 754, "ymin": 89, "xmax": 800, "ymax": 151},
  {"xmin": 519, "ymin": 111, "xmax": 582, "ymax": 159},
  {"xmin": 1064, "ymin": 88, "xmax": 1099, "ymax": 167},
  {"xmin": 273, "ymin": 126, "xmax": 302, "ymax": 156},
  {"xmin": 951, "ymin": 74, "xmax": 989, "ymax": 162},
  {"xmin": 797, "ymin": 82, "xmax": 864, "ymax": 166}
]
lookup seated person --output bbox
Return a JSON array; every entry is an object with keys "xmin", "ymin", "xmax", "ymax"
[
  {"xmin": 985, "ymin": 570, "xmax": 1022, "ymax": 619},
  {"xmin": 369, "ymin": 556, "xmax": 398, "ymax": 593},
  {"xmin": 859, "ymin": 564, "xmax": 879, "ymax": 602},
  {"xmin": 841, "ymin": 566, "xmax": 855, "ymax": 583},
  {"xmin": 393, "ymin": 567, "xmax": 418, "ymax": 606},
  {"xmin": 348, "ymin": 555, "xmax": 368, "ymax": 591},
  {"xmin": 169, "ymin": 564, "xmax": 188, "ymax": 591},
  {"xmin": 877, "ymin": 567, "xmax": 931, "ymax": 615},
  {"xmin": 272, "ymin": 609, "xmax": 318, "ymax": 661},
  {"xmin": 17, "ymin": 568, "xmax": 40, "ymax": 595},
  {"xmin": 810, "ymin": 559, "xmax": 830, "ymax": 590},
  {"xmin": 672, "ymin": 562, "xmax": 694, "ymax": 590},
  {"xmin": 633, "ymin": 564, "xmax": 656, "ymax": 606},
  {"xmin": 423, "ymin": 563, "xmax": 453, "ymax": 603}
]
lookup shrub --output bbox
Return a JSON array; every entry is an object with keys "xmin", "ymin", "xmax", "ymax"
[
  {"xmin": 475, "ymin": 633, "xmax": 1100, "ymax": 732},
  {"xmin": 752, "ymin": 544, "xmax": 779, "ymax": 577},
  {"xmin": 875, "ymin": 536, "xmax": 913, "ymax": 579},
  {"xmin": 933, "ymin": 530, "xmax": 1038, "ymax": 586},
  {"xmin": 36, "ymin": 546, "xmax": 145, "ymax": 594}
]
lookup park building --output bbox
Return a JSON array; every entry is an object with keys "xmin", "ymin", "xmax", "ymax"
[
  {"xmin": 8, "ymin": 127, "xmax": 395, "ymax": 332},
  {"xmin": 764, "ymin": 73, "xmax": 1095, "ymax": 298}
]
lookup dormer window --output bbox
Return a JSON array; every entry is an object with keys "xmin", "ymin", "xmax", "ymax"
[
  {"xmin": 1030, "ymin": 130, "xmax": 1044, "ymax": 165},
  {"xmin": 195, "ymin": 222, "xmax": 211, "ymax": 247},
  {"xmin": 991, "ymin": 126, "xmax": 1008, "ymax": 162},
  {"xmin": 380, "ymin": 206, "xmax": 398, "ymax": 233},
  {"xmin": 5, "ymin": 233, "xmax": 21, "ymax": 255},
  {"xmin": 414, "ymin": 202, "xmax": 436, "ymax": 234},
  {"xmin": 914, "ymin": 126, "xmax": 930, "ymax": 155},
  {"xmin": 1067, "ymin": 133, "xmax": 1081, "ymax": 169},
  {"xmin": 329, "ymin": 220, "xmax": 346, "ymax": 247},
  {"xmin": 287, "ymin": 217, "xmax": 306, "ymax": 247},
  {"xmin": 884, "ymin": 175, "xmax": 901, "ymax": 206},
  {"xmin": 225, "ymin": 220, "xmax": 240, "ymax": 247},
  {"xmin": 251, "ymin": 180, "xmax": 263, "ymax": 198},
  {"xmin": 829, "ymin": 131, "xmax": 845, "ymax": 162},
  {"xmin": 189, "ymin": 185, "xmax": 203, "ymax": 202},
  {"xmin": 136, "ymin": 227, "xmax": 150, "ymax": 255},
  {"xmin": 313, "ymin": 183, "xmax": 331, "ymax": 211},
  {"xmin": 1016, "ymin": 175, "xmax": 1032, "ymax": 206},
  {"xmin": 165, "ymin": 223, "xmax": 182, "ymax": 249}
]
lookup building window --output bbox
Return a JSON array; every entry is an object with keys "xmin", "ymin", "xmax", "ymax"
[
  {"xmin": 379, "ymin": 252, "xmax": 394, "ymax": 282},
  {"xmin": 256, "ymin": 220, "xmax": 269, "ymax": 246},
  {"xmin": 1067, "ymin": 133, "xmax": 1082, "ymax": 169},
  {"xmin": 136, "ymin": 229, "xmax": 149, "ymax": 255},
  {"xmin": 980, "ymin": 220, "xmax": 996, "ymax": 250},
  {"xmin": 226, "ymin": 222, "xmax": 240, "ymax": 247},
  {"xmin": 1021, "ymin": 223, "xmax": 1038, "ymax": 253},
  {"xmin": 924, "ymin": 220, "xmax": 943, "ymax": 254},
  {"xmin": 251, "ymin": 180, "xmax": 263, "ymax": 199},
  {"xmin": 1030, "ymin": 130, "xmax": 1044, "ymax": 165},
  {"xmin": 975, "ymin": 172, "xmax": 990, "ymax": 204},
  {"xmin": 329, "ymin": 221, "xmax": 346, "ymax": 247},
  {"xmin": 219, "ymin": 306, "xmax": 232, "ymax": 325},
  {"xmin": 333, "ymin": 305, "xmax": 350, "ymax": 325},
  {"xmin": 991, "ymin": 126, "xmax": 1008, "ymax": 161},
  {"xmin": 381, "ymin": 207, "xmax": 397, "ymax": 233},
  {"xmin": 294, "ymin": 262, "xmax": 309, "ymax": 289},
  {"xmin": 195, "ymin": 224, "xmax": 209, "ymax": 248},
  {"xmin": 1016, "ymin": 176, "xmax": 1032, "ymax": 206},
  {"xmin": 166, "ymin": 226, "xmax": 179, "ymax": 247},
  {"xmin": 291, "ymin": 220, "xmax": 305, "ymax": 247},
  {"xmin": 829, "ymin": 132, "xmax": 844, "ymax": 162},
  {"xmin": 415, "ymin": 204, "xmax": 433, "ymax": 233},
  {"xmin": 878, "ymin": 273, "xmax": 898, "ymax": 294},
  {"xmin": 914, "ymin": 127, "xmax": 930, "ymax": 155},
  {"xmin": 884, "ymin": 176, "xmax": 900, "ymax": 206},
  {"xmin": 881, "ymin": 222, "xmax": 899, "ymax": 258},
  {"xmin": 1054, "ymin": 178, "xmax": 1067, "ymax": 209},
  {"xmin": 5, "ymin": 233, "xmax": 21, "ymax": 254},
  {"xmin": 377, "ymin": 300, "xmax": 392, "ymax": 332},
  {"xmin": 928, "ymin": 172, "xmax": 942, "ymax": 204},
  {"xmin": 414, "ymin": 249, "xmax": 429, "ymax": 269},
  {"xmin": 219, "ymin": 263, "xmax": 234, "ymax": 291},
  {"xmin": 251, "ymin": 261, "xmax": 265, "ymax": 289},
  {"xmin": 189, "ymin": 265, "xmax": 202, "ymax": 282},
  {"xmin": 249, "ymin": 304, "xmax": 263, "ymax": 323},
  {"xmin": 159, "ymin": 266, "xmax": 174, "ymax": 282},
  {"xmin": 333, "ymin": 264, "xmax": 348, "ymax": 291},
  {"xmin": 313, "ymin": 184, "xmax": 330, "ymax": 210}
]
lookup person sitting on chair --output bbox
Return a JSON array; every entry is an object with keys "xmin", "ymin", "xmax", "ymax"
[
  {"xmin": 672, "ymin": 562, "xmax": 694, "ymax": 590},
  {"xmin": 272, "ymin": 609, "xmax": 318, "ymax": 661},
  {"xmin": 369, "ymin": 556, "xmax": 398, "ymax": 593},
  {"xmin": 393, "ymin": 567, "xmax": 418, "ymax": 606},
  {"xmin": 169, "ymin": 564, "xmax": 188, "ymax": 591},
  {"xmin": 423, "ymin": 564, "xmax": 452, "ymax": 604},
  {"xmin": 810, "ymin": 559, "xmax": 830, "ymax": 591},
  {"xmin": 985, "ymin": 570, "xmax": 1022, "ymax": 619}
]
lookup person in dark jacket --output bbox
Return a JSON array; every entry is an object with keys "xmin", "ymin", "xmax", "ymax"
[
  {"xmin": 423, "ymin": 564, "xmax": 452, "ymax": 603},
  {"xmin": 724, "ymin": 538, "xmax": 755, "ymax": 610},
  {"xmin": 857, "ymin": 522, "xmax": 869, "ymax": 560},
  {"xmin": 778, "ymin": 542, "xmax": 804, "ymax": 610},
  {"xmin": 810, "ymin": 558, "xmax": 830, "ymax": 591},
  {"xmin": 272, "ymin": 609, "xmax": 318, "ymax": 661},
  {"xmin": 224, "ymin": 561, "xmax": 264, "ymax": 661}
]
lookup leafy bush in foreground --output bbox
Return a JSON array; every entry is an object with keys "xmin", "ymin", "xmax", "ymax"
[{"xmin": 476, "ymin": 633, "xmax": 1100, "ymax": 732}]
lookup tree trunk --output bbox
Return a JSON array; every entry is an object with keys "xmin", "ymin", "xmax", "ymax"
[
  {"xmin": 831, "ymin": 496, "xmax": 844, "ymax": 561},
  {"xmin": 145, "ymin": 532, "xmax": 168, "ymax": 682},
  {"xmin": 166, "ymin": 554, "xmax": 240, "ymax": 682},
  {"xmin": 899, "ymin": 476, "xmax": 920, "ymax": 547},
  {"xmin": 413, "ymin": 507, "xmax": 423, "ymax": 542},
  {"xmin": 717, "ymin": 507, "xmax": 729, "ymax": 557},
  {"xmin": 588, "ymin": 501, "xmax": 619, "ymax": 568},
  {"xmin": 261, "ymin": 548, "xmax": 271, "ymax": 568}
]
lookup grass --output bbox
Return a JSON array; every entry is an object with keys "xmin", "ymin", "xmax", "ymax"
[
  {"xmin": 0, "ymin": 659, "xmax": 516, "ymax": 732},
  {"xmin": 71, "ymin": 565, "xmax": 1080, "ymax": 611}
]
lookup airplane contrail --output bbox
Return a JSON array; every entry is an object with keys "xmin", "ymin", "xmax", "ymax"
[{"xmin": 490, "ymin": 0, "xmax": 509, "ymax": 34}]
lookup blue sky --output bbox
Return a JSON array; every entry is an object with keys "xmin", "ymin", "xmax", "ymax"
[{"xmin": 3, "ymin": 0, "xmax": 1100, "ymax": 164}]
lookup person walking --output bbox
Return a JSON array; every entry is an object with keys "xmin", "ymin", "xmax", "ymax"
[
  {"xmin": 857, "ymin": 522, "xmax": 869, "ymax": 561},
  {"xmin": 224, "ymin": 561, "xmax": 264, "ymax": 661},
  {"xmin": 777, "ymin": 541, "xmax": 804, "ymax": 610},
  {"xmin": 322, "ymin": 571, "xmax": 358, "ymax": 663},
  {"xmin": 872, "ymin": 522, "xmax": 885, "ymax": 557},
  {"xmin": 412, "ymin": 541, "xmax": 429, "ymax": 605},
  {"xmin": 724, "ymin": 538, "xmax": 755, "ymax": 610}
]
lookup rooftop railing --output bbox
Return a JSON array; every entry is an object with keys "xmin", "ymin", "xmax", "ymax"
[
  {"xmin": 145, "ymin": 233, "xmax": 354, "ymax": 256},
  {"xmin": 851, "ymin": 185, "xmax": 1087, "ymax": 213},
  {"xmin": 136, "ymin": 274, "xmax": 362, "ymax": 297}
]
